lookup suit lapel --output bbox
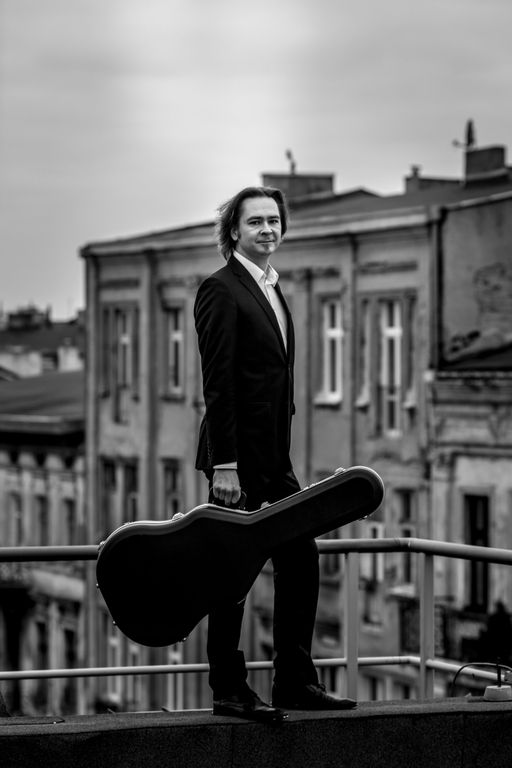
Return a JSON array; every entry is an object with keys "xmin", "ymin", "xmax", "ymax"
[{"xmin": 228, "ymin": 257, "xmax": 289, "ymax": 359}]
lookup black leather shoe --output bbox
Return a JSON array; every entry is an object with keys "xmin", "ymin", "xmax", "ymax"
[
  {"xmin": 272, "ymin": 682, "xmax": 357, "ymax": 710},
  {"xmin": 213, "ymin": 689, "xmax": 288, "ymax": 722}
]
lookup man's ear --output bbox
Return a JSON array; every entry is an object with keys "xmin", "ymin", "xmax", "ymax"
[{"xmin": 231, "ymin": 228, "xmax": 238, "ymax": 241}]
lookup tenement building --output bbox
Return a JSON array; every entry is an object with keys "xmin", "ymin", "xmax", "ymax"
[
  {"xmin": 80, "ymin": 141, "xmax": 512, "ymax": 711},
  {"xmin": 0, "ymin": 371, "xmax": 85, "ymax": 715}
]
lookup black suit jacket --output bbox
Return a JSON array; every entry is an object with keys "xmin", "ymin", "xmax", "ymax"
[{"xmin": 194, "ymin": 256, "xmax": 295, "ymax": 491}]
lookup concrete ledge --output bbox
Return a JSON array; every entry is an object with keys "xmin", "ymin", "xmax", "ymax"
[{"xmin": 1, "ymin": 698, "xmax": 511, "ymax": 768}]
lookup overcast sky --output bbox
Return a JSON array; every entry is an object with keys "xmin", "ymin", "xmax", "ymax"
[{"xmin": 1, "ymin": 0, "xmax": 511, "ymax": 318}]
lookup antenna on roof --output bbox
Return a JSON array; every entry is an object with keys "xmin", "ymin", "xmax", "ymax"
[
  {"xmin": 285, "ymin": 149, "xmax": 296, "ymax": 175},
  {"xmin": 452, "ymin": 119, "xmax": 477, "ymax": 150}
]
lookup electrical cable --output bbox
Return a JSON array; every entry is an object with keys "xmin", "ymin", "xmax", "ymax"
[{"xmin": 449, "ymin": 661, "xmax": 512, "ymax": 697}]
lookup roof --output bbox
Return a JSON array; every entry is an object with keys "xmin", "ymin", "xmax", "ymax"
[
  {"xmin": 0, "ymin": 370, "xmax": 84, "ymax": 419},
  {"xmin": 81, "ymin": 177, "xmax": 512, "ymax": 255},
  {"xmin": 0, "ymin": 321, "xmax": 85, "ymax": 353},
  {"xmin": 0, "ymin": 366, "xmax": 19, "ymax": 382},
  {"xmin": 442, "ymin": 343, "xmax": 512, "ymax": 371}
]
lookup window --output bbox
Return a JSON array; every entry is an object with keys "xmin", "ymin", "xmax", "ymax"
[
  {"xmin": 100, "ymin": 459, "xmax": 117, "ymax": 537},
  {"xmin": 163, "ymin": 460, "xmax": 183, "ymax": 519},
  {"xmin": 166, "ymin": 644, "xmax": 184, "ymax": 711},
  {"xmin": 9, "ymin": 492, "xmax": 23, "ymax": 546},
  {"xmin": 465, "ymin": 495, "xmax": 489, "ymax": 613},
  {"xmin": 35, "ymin": 621, "xmax": 49, "ymax": 709},
  {"xmin": 355, "ymin": 299, "xmax": 371, "ymax": 408},
  {"xmin": 126, "ymin": 644, "xmax": 142, "ymax": 706},
  {"xmin": 41, "ymin": 351, "xmax": 58, "ymax": 371},
  {"xmin": 378, "ymin": 299, "xmax": 402, "ymax": 436},
  {"xmin": 164, "ymin": 306, "xmax": 185, "ymax": 396},
  {"xmin": 117, "ymin": 309, "xmax": 132, "ymax": 387},
  {"xmin": 62, "ymin": 628, "xmax": 78, "ymax": 714},
  {"xmin": 101, "ymin": 304, "xmax": 140, "ymax": 396},
  {"xmin": 63, "ymin": 498, "xmax": 77, "ymax": 546},
  {"xmin": 317, "ymin": 298, "xmax": 343, "ymax": 403},
  {"xmin": 318, "ymin": 665, "xmax": 342, "ymax": 695},
  {"xmin": 365, "ymin": 674, "xmax": 384, "ymax": 701},
  {"xmin": 106, "ymin": 620, "xmax": 122, "ymax": 702},
  {"xmin": 361, "ymin": 522, "xmax": 385, "ymax": 625},
  {"xmin": 403, "ymin": 295, "xmax": 417, "ymax": 409},
  {"xmin": 360, "ymin": 522, "xmax": 385, "ymax": 584},
  {"xmin": 35, "ymin": 495, "xmax": 49, "ymax": 546},
  {"xmin": 356, "ymin": 293, "xmax": 417, "ymax": 431},
  {"xmin": 123, "ymin": 462, "xmax": 138, "ymax": 524},
  {"xmin": 320, "ymin": 528, "xmax": 340, "ymax": 576},
  {"xmin": 397, "ymin": 489, "xmax": 417, "ymax": 585}
]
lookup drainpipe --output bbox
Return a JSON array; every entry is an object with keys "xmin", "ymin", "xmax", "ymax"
[
  {"xmin": 348, "ymin": 234, "xmax": 358, "ymax": 470},
  {"xmin": 303, "ymin": 269, "xmax": 313, "ymax": 483},
  {"xmin": 83, "ymin": 249, "xmax": 99, "ymax": 713},
  {"xmin": 430, "ymin": 206, "xmax": 447, "ymax": 370},
  {"xmin": 143, "ymin": 249, "xmax": 157, "ymax": 525}
]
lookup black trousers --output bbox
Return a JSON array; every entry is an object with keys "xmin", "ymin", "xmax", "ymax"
[{"xmin": 206, "ymin": 469, "xmax": 320, "ymax": 698}]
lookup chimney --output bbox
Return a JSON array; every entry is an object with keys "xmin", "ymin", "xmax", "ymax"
[
  {"xmin": 261, "ymin": 172, "xmax": 335, "ymax": 202},
  {"xmin": 404, "ymin": 165, "xmax": 460, "ymax": 193},
  {"xmin": 464, "ymin": 145, "xmax": 509, "ymax": 185}
]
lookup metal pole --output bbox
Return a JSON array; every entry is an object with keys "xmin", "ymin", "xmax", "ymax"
[
  {"xmin": 344, "ymin": 551, "xmax": 359, "ymax": 700},
  {"xmin": 419, "ymin": 552, "xmax": 435, "ymax": 699}
]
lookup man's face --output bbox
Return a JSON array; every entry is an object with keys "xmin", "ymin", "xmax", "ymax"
[{"xmin": 231, "ymin": 196, "xmax": 282, "ymax": 267}]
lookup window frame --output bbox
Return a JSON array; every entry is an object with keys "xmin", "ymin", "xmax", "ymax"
[
  {"xmin": 315, "ymin": 296, "xmax": 344, "ymax": 405},
  {"xmin": 378, "ymin": 298, "xmax": 403, "ymax": 437},
  {"xmin": 162, "ymin": 459, "xmax": 183, "ymax": 520},
  {"xmin": 162, "ymin": 304, "xmax": 186, "ymax": 398},
  {"xmin": 100, "ymin": 303, "xmax": 140, "ymax": 400}
]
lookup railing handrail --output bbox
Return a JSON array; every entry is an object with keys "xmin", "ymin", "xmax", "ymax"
[
  {"xmin": 1, "ymin": 537, "xmax": 511, "ymax": 564},
  {"xmin": 317, "ymin": 537, "xmax": 512, "ymax": 565},
  {"xmin": 0, "ymin": 545, "xmax": 98, "ymax": 562},
  {"xmin": 1, "ymin": 537, "xmax": 510, "ymax": 702}
]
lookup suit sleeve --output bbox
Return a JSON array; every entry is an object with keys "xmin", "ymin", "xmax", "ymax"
[{"xmin": 194, "ymin": 276, "xmax": 238, "ymax": 466}]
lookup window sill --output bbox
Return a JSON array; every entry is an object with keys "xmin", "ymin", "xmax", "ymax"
[
  {"xmin": 355, "ymin": 392, "xmax": 370, "ymax": 410},
  {"xmin": 361, "ymin": 621, "xmax": 383, "ymax": 634},
  {"xmin": 387, "ymin": 584, "xmax": 417, "ymax": 599},
  {"xmin": 313, "ymin": 394, "xmax": 342, "ymax": 408},
  {"xmin": 160, "ymin": 392, "xmax": 186, "ymax": 403}
]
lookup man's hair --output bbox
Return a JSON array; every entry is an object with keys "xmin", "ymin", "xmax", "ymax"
[{"xmin": 214, "ymin": 186, "xmax": 290, "ymax": 261}]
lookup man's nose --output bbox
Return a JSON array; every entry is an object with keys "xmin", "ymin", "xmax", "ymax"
[{"xmin": 261, "ymin": 220, "xmax": 272, "ymax": 233}]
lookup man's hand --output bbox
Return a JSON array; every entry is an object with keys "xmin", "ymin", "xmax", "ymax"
[{"xmin": 212, "ymin": 468, "xmax": 241, "ymax": 507}]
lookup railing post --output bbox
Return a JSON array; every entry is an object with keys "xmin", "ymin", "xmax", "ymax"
[
  {"xmin": 419, "ymin": 552, "xmax": 435, "ymax": 699},
  {"xmin": 344, "ymin": 551, "xmax": 359, "ymax": 700}
]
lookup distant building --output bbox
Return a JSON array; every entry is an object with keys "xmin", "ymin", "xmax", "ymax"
[
  {"xmin": 80, "ymin": 139, "xmax": 512, "ymax": 710},
  {"xmin": 0, "ymin": 371, "xmax": 85, "ymax": 715},
  {"xmin": 0, "ymin": 306, "xmax": 85, "ymax": 378}
]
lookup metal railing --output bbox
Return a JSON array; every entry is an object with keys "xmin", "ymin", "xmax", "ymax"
[{"xmin": 1, "ymin": 538, "xmax": 511, "ymax": 700}]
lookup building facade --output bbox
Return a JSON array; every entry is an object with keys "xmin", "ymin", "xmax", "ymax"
[
  {"xmin": 81, "ymin": 142, "xmax": 512, "ymax": 710},
  {"xmin": 0, "ymin": 371, "xmax": 86, "ymax": 715},
  {"xmin": 0, "ymin": 306, "xmax": 85, "ymax": 378}
]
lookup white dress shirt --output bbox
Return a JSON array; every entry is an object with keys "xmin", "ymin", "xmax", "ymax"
[{"xmin": 233, "ymin": 251, "xmax": 288, "ymax": 350}]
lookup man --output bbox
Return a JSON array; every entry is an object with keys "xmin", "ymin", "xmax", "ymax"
[{"xmin": 194, "ymin": 186, "xmax": 356, "ymax": 721}]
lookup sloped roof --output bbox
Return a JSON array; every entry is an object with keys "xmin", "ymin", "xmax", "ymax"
[
  {"xmin": 81, "ymin": 178, "xmax": 512, "ymax": 254},
  {"xmin": 289, "ymin": 178, "xmax": 512, "ymax": 220},
  {"xmin": 0, "ymin": 321, "xmax": 85, "ymax": 354},
  {"xmin": 442, "ymin": 343, "xmax": 512, "ymax": 371},
  {"xmin": 0, "ymin": 370, "xmax": 84, "ymax": 418}
]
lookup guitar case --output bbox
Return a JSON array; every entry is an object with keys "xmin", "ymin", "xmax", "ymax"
[{"xmin": 96, "ymin": 466, "xmax": 384, "ymax": 646}]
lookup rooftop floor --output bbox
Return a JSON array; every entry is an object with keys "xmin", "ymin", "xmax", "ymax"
[{"xmin": 1, "ymin": 697, "xmax": 511, "ymax": 768}]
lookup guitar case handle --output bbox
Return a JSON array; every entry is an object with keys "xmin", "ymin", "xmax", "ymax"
[{"xmin": 208, "ymin": 489, "xmax": 247, "ymax": 511}]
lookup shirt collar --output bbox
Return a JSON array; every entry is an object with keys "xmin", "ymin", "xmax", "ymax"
[{"xmin": 233, "ymin": 251, "xmax": 279, "ymax": 287}]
